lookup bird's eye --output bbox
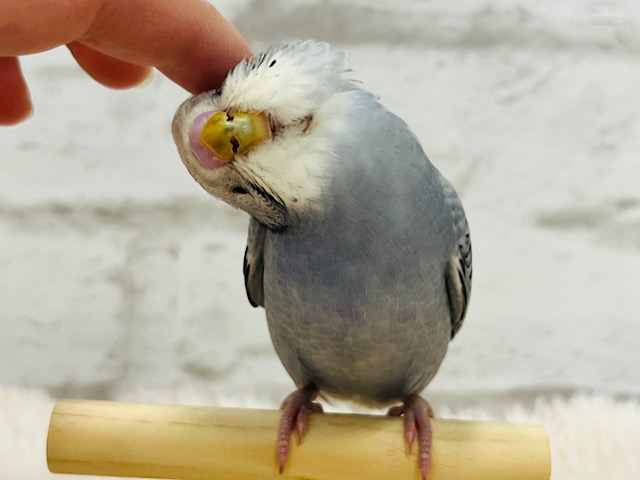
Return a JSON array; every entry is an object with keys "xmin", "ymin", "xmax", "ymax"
[{"xmin": 233, "ymin": 186, "xmax": 249, "ymax": 195}]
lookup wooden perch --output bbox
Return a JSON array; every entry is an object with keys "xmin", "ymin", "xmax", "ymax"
[{"xmin": 47, "ymin": 399, "xmax": 550, "ymax": 480}]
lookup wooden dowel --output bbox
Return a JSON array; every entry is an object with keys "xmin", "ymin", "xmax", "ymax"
[{"xmin": 47, "ymin": 399, "xmax": 550, "ymax": 480}]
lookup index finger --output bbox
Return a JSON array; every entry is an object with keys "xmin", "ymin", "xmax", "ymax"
[
  {"xmin": 85, "ymin": 0, "xmax": 252, "ymax": 93},
  {"xmin": 0, "ymin": 0, "xmax": 252, "ymax": 94}
]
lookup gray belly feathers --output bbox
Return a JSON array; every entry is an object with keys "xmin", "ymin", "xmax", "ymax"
[{"xmin": 242, "ymin": 92, "xmax": 471, "ymax": 406}]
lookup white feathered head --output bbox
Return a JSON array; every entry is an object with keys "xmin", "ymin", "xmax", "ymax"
[{"xmin": 172, "ymin": 41, "xmax": 357, "ymax": 229}]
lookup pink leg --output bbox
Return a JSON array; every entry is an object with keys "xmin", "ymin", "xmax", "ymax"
[
  {"xmin": 277, "ymin": 384, "xmax": 323, "ymax": 473},
  {"xmin": 387, "ymin": 395, "xmax": 435, "ymax": 480}
]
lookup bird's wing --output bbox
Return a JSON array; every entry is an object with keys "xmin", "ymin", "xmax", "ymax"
[
  {"xmin": 243, "ymin": 217, "xmax": 266, "ymax": 308},
  {"xmin": 441, "ymin": 176, "xmax": 472, "ymax": 339}
]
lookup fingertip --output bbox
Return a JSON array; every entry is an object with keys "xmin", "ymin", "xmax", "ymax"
[
  {"xmin": 112, "ymin": 65, "xmax": 153, "ymax": 89},
  {"xmin": 74, "ymin": 0, "xmax": 251, "ymax": 95},
  {"xmin": 0, "ymin": 102, "xmax": 34, "ymax": 126},
  {"xmin": 67, "ymin": 42, "xmax": 153, "ymax": 90},
  {"xmin": 0, "ymin": 105, "xmax": 35, "ymax": 126},
  {"xmin": 0, "ymin": 56, "xmax": 34, "ymax": 126},
  {"xmin": 151, "ymin": 2, "xmax": 253, "ymax": 94}
]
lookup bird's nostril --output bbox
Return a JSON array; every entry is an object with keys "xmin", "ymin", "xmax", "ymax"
[{"xmin": 230, "ymin": 136, "xmax": 240, "ymax": 153}]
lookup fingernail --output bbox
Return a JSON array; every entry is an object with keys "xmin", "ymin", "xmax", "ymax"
[
  {"xmin": 137, "ymin": 68, "xmax": 154, "ymax": 88},
  {"xmin": 24, "ymin": 105, "xmax": 34, "ymax": 121}
]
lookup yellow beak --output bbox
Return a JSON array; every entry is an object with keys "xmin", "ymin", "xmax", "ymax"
[{"xmin": 199, "ymin": 111, "xmax": 271, "ymax": 162}]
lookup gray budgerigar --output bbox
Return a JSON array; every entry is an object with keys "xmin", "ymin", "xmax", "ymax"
[{"xmin": 172, "ymin": 41, "xmax": 472, "ymax": 479}]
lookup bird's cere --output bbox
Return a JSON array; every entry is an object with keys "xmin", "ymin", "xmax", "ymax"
[
  {"xmin": 190, "ymin": 110, "xmax": 271, "ymax": 167},
  {"xmin": 201, "ymin": 111, "xmax": 271, "ymax": 161}
]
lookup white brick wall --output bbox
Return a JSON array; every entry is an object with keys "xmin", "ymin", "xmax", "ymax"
[{"xmin": 1, "ymin": 1, "xmax": 639, "ymax": 406}]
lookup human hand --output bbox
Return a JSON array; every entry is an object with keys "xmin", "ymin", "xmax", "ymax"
[{"xmin": 0, "ymin": 0, "xmax": 251, "ymax": 125}]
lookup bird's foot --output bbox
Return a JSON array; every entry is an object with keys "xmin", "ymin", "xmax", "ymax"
[
  {"xmin": 387, "ymin": 395, "xmax": 435, "ymax": 480},
  {"xmin": 277, "ymin": 384, "xmax": 323, "ymax": 473}
]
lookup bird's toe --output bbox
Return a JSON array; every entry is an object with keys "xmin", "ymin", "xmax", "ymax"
[
  {"xmin": 276, "ymin": 385, "xmax": 321, "ymax": 473},
  {"xmin": 388, "ymin": 395, "xmax": 435, "ymax": 479}
]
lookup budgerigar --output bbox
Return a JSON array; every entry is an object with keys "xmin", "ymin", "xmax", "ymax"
[{"xmin": 172, "ymin": 41, "xmax": 472, "ymax": 479}]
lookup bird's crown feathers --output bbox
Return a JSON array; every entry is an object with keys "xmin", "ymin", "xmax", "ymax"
[{"xmin": 219, "ymin": 41, "xmax": 355, "ymax": 125}]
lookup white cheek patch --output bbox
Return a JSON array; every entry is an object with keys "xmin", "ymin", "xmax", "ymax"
[
  {"xmin": 233, "ymin": 126, "xmax": 332, "ymax": 213},
  {"xmin": 233, "ymin": 94, "xmax": 351, "ymax": 214}
]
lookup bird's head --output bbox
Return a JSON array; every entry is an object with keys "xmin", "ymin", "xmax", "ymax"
[{"xmin": 172, "ymin": 41, "xmax": 355, "ymax": 230}]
